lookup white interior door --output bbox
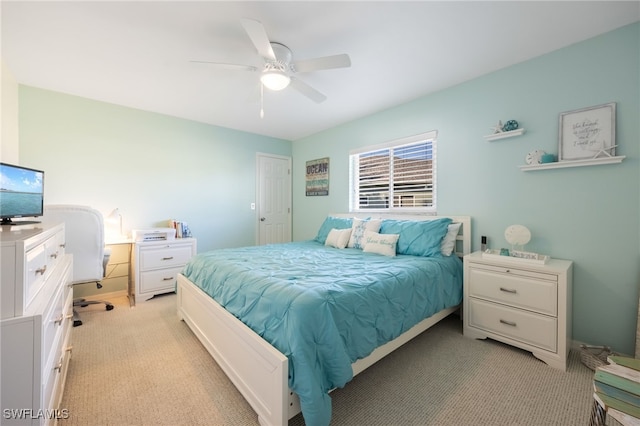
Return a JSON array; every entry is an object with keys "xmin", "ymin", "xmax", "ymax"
[{"xmin": 257, "ymin": 153, "xmax": 291, "ymax": 245}]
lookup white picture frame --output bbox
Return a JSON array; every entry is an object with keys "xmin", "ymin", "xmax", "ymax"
[{"xmin": 558, "ymin": 102, "xmax": 616, "ymax": 161}]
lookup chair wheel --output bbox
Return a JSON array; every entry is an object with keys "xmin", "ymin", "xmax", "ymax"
[
  {"xmin": 73, "ymin": 320, "xmax": 83, "ymax": 327},
  {"xmin": 106, "ymin": 304, "xmax": 114, "ymax": 311}
]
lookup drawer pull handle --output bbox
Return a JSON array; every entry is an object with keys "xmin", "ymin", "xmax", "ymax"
[
  {"xmin": 162, "ymin": 277, "xmax": 174, "ymax": 281},
  {"xmin": 66, "ymin": 346, "xmax": 73, "ymax": 353},
  {"xmin": 60, "ymin": 243, "xmax": 66, "ymax": 248},
  {"xmin": 35, "ymin": 265, "xmax": 47, "ymax": 275},
  {"xmin": 162, "ymin": 256, "xmax": 174, "ymax": 261},
  {"xmin": 499, "ymin": 319, "xmax": 517, "ymax": 327},
  {"xmin": 53, "ymin": 315, "xmax": 64, "ymax": 325},
  {"xmin": 50, "ymin": 252, "xmax": 58, "ymax": 259},
  {"xmin": 499, "ymin": 287, "xmax": 517, "ymax": 294}
]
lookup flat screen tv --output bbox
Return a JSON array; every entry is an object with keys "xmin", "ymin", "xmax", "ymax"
[{"xmin": 0, "ymin": 162, "xmax": 45, "ymax": 225}]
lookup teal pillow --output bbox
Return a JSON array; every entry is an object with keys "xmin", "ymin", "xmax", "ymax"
[
  {"xmin": 314, "ymin": 216, "xmax": 353, "ymax": 244},
  {"xmin": 379, "ymin": 218, "xmax": 452, "ymax": 257}
]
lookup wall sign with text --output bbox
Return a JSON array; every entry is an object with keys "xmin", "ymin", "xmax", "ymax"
[
  {"xmin": 306, "ymin": 157, "xmax": 329, "ymax": 196},
  {"xmin": 559, "ymin": 102, "xmax": 616, "ymax": 161}
]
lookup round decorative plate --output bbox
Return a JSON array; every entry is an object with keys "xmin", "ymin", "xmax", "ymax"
[
  {"xmin": 505, "ymin": 225, "xmax": 531, "ymax": 246},
  {"xmin": 525, "ymin": 150, "xmax": 546, "ymax": 165}
]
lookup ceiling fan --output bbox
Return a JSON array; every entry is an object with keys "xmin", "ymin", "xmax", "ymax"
[{"xmin": 193, "ymin": 18, "xmax": 351, "ymax": 104}]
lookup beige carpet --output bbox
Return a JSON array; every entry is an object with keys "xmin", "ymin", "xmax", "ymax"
[{"xmin": 60, "ymin": 293, "xmax": 596, "ymax": 425}]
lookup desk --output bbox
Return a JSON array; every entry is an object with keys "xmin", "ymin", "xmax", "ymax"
[{"xmin": 104, "ymin": 237, "xmax": 133, "ymax": 306}]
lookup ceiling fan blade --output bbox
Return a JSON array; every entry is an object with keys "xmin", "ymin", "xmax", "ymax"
[
  {"xmin": 289, "ymin": 77, "xmax": 327, "ymax": 103},
  {"xmin": 190, "ymin": 61, "xmax": 257, "ymax": 72},
  {"xmin": 241, "ymin": 18, "xmax": 276, "ymax": 61},
  {"xmin": 293, "ymin": 54, "xmax": 351, "ymax": 73}
]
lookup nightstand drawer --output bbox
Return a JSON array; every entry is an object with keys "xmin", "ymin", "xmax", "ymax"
[
  {"xmin": 469, "ymin": 298, "xmax": 557, "ymax": 352},
  {"xmin": 139, "ymin": 266, "xmax": 184, "ymax": 294},
  {"xmin": 139, "ymin": 245, "xmax": 193, "ymax": 270},
  {"xmin": 469, "ymin": 267, "xmax": 557, "ymax": 316}
]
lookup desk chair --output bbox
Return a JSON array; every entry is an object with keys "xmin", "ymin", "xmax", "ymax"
[{"xmin": 42, "ymin": 205, "xmax": 113, "ymax": 327}]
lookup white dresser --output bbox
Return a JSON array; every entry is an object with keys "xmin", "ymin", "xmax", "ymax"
[
  {"xmin": 1, "ymin": 223, "xmax": 73, "ymax": 425},
  {"xmin": 463, "ymin": 251, "xmax": 573, "ymax": 370},
  {"xmin": 131, "ymin": 238, "xmax": 196, "ymax": 304}
]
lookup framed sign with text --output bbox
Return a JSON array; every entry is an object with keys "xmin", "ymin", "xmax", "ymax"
[
  {"xmin": 305, "ymin": 157, "xmax": 329, "ymax": 196},
  {"xmin": 559, "ymin": 102, "xmax": 616, "ymax": 161}
]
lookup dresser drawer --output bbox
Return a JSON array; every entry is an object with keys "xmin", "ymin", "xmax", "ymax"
[
  {"xmin": 469, "ymin": 298, "xmax": 557, "ymax": 352},
  {"xmin": 43, "ymin": 274, "xmax": 72, "ymax": 416},
  {"xmin": 42, "ymin": 330, "xmax": 72, "ymax": 419},
  {"xmin": 44, "ymin": 233, "xmax": 63, "ymax": 277},
  {"xmin": 139, "ymin": 266, "xmax": 183, "ymax": 294},
  {"xmin": 42, "ymin": 263, "xmax": 72, "ymax": 376},
  {"xmin": 469, "ymin": 267, "xmax": 558, "ymax": 316},
  {"xmin": 25, "ymin": 243, "xmax": 48, "ymax": 307},
  {"xmin": 139, "ymin": 245, "xmax": 193, "ymax": 270}
]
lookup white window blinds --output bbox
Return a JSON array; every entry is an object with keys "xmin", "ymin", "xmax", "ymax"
[{"xmin": 349, "ymin": 131, "xmax": 437, "ymax": 212}]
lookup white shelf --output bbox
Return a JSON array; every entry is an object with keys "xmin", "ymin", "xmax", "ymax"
[
  {"xmin": 484, "ymin": 128, "xmax": 525, "ymax": 141},
  {"xmin": 519, "ymin": 155, "xmax": 626, "ymax": 171}
]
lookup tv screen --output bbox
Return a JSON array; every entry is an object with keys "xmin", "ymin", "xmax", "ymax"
[{"xmin": 0, "ymin": 162, "xmax": 45, "ymax": 225}]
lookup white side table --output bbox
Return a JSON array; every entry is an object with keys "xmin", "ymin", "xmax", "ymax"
[
  {"xmin": 132, "ymin": 238, "xmax": 197, "ymax": 305},
  {"xmin": 463, "ymin": 250, "xmax": 573, "ymax": 370}
]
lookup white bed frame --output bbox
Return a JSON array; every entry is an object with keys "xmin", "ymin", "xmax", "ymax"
[{"xmin": 176, "ymin": 214, "xmax": 471, "ymax": 426}]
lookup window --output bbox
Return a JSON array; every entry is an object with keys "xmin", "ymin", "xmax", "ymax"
[{"xmin": 349, "ymin": 131, "xmax": 437, "ymax": 213}]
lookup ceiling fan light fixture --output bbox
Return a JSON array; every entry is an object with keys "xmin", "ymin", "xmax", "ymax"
[
  {"xmin": 261, "ymin": 63, "xmax": 290, "ymax": 91},
  {"xmin": 261, "ymin": 70, "xmax": 290, "ymax": 91}
]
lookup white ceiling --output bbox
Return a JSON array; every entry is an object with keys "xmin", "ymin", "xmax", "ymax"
[{"xmin": 2, "ymin": 1, "xmax": 639, "ymax": 141}]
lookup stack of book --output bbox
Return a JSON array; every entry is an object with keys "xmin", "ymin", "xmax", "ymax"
[
  {"xmin": 169, "ymin": 220, "xmax": 192, "ymax": 238},
  {"xmin": 593, "ymin": 356, "xmax": 640, "ymax": 425}
]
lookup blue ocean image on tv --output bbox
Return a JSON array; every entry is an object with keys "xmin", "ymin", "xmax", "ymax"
[
  {"xmin": 0, "ymin": 164, "xmax": 44, "ymax": 217},
  {"xmin": 1, "ymin": 192, "xmax": 43, "ymax": 216}
]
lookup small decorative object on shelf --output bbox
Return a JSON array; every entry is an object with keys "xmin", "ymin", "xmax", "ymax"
[
  {"xmin": 491, "ymin": 120, "xmax": 504, "ymax": 134},
  {"xmin": 525, "ymin": 150, "xmax": 546, "ymax": 165},
  {"xmin": 502, "ymin": 119, "xmax": 519, "ymax": 132},
  {"xmin": 540, "ymin": 153, "xmax": 556, "ymax": 164}
]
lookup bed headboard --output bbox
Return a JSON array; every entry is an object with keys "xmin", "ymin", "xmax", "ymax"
[{"xmin": 329, "ymin": 213, "xmax": 471, "ymax": 258}]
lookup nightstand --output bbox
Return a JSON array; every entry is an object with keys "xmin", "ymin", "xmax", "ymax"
[
  {"xmin": 463, "ymin": 251, "xmax": 573, "ymax": 370},
  {"xmin": 131, "ymin": 238, "xmax": 197, "ymax": 305}
]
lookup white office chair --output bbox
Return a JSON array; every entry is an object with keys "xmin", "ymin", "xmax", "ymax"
[{"xmin": 42, "ymin": 205, "xmax": 113, "ymax": 327}]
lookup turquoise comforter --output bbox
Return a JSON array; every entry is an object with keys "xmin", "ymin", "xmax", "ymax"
[{"xmin": 181, "ymin": 241, "xmax": 462, "ymax": 426}]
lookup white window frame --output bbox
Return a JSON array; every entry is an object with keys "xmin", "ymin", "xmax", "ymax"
[{"xmin": 349, "ymin": 131, "xmax": 437, "ymax": 214}]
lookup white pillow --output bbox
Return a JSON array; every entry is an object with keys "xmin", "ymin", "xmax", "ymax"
[
  {"xmin": 325, "ymin": 228, "xmax": 352, "ymax": 249},
  {"xmin": 363, "ymin": 231, "xmax": 399, "ymax": 257},
  {"xmin": 348, "ymin": 218, "xmax": 382, "ymax": 249},
  {"xmin": 441, "ymin": 223, "xmax": 462, "ymax": 256}
]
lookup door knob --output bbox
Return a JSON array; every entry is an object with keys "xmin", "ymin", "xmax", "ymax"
[{"xmin": 260, "ymin": 217, "xmax": 266, "ymax": 221}]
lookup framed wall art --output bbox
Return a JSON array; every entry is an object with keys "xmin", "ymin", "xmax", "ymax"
[
  {"xmin": 558, "ymin": 102, "xmax": 616, "ymax": 161},
  {"xmin": 305, "ymin": 157, "xmax": 329, "ymax": 196}
]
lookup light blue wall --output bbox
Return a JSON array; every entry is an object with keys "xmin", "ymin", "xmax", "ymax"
[
  {"xmin": 292, "ymin": 23, "xmax": 640, "ymax": 354},
  {"xmin": 19, "ymin": 86, "xmax": 291, "ymax": 253}
]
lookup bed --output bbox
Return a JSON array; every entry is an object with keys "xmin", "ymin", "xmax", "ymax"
[{"xmin": 176, "ymin": 213, "xmax": 471, "ymax": 426}]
